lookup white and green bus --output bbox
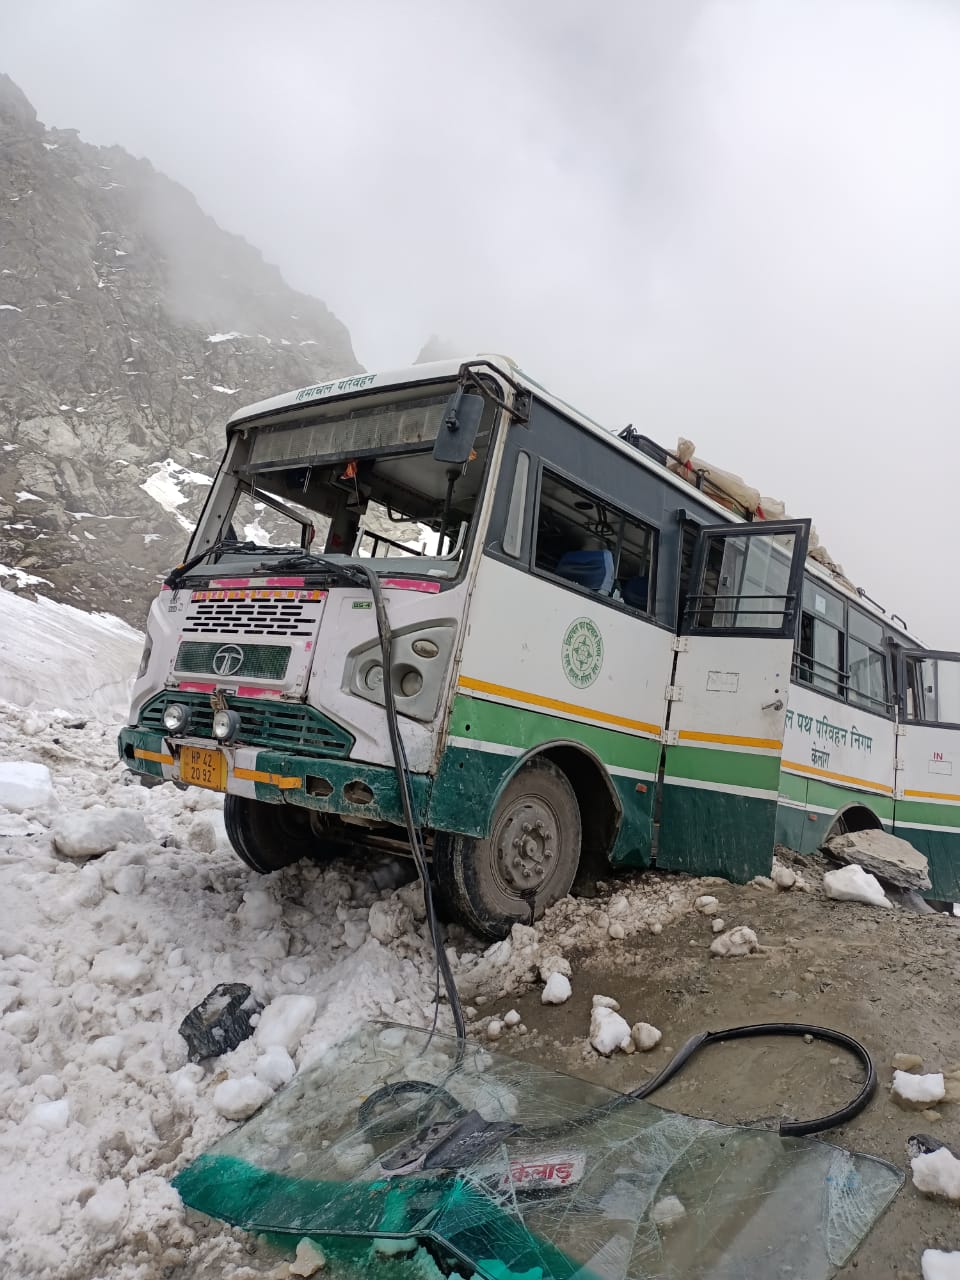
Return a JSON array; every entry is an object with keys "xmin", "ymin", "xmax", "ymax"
[{"xmin": 119, "ymin": 356, "xmax": 960, "ymax": 935}]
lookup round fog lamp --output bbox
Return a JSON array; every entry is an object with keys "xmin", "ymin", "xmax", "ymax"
[
  {"xmin": 212, "ymin": 709, "xmax": 241, "ymax": 742},
  {"xmin": 162, "ymin": 703, "xmax": 191, "ymax": 734},
  {"xmin": 363, "ymin": 663, "xmax": 384, "ymax": 692},
  {"xmin": 399, "ymin": 669, "xmax": 423, "ymax": 698}
]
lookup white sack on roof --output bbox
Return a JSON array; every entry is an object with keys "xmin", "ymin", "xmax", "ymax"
[{"xmin": 671, "ymin": 440, "xmax": 852, "ymax": 587}]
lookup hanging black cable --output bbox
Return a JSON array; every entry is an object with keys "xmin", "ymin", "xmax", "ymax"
[{"xmin": 355, "ymin": 565, "xmax": 467, "ymax": 1045}]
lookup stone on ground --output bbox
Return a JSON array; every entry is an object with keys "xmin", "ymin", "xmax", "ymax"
[{"xmin": 823, "ymin": 828, "xmax": 931, "ymax": 892}]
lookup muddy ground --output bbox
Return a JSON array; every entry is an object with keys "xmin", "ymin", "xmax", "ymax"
[{"xmin": 479, "ymin": 849, "xmax": 960, "ymax": 1279}]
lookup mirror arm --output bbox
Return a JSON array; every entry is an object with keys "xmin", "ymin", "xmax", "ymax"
[{"xmin": 457, "ymin": 360, "xmax": 531, "ymax": 425}]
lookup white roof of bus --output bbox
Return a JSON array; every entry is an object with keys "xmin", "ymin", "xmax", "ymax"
[{"xmin": 227, "ymin": 355, "xmax": 921, "ymax": 646}]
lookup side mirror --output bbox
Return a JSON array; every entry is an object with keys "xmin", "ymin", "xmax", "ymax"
[{"xmin": 432, "ymin": 389, "xmax": 485, "ymax": 465}]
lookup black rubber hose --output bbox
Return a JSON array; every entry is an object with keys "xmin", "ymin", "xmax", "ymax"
[
  {"xmin": 627, "ymin": 1021, "xmax": 877, "ymax": 1137},
  {"xmin": 356, "ymin": 565, "xmax": 467, "ymax": 1044}
]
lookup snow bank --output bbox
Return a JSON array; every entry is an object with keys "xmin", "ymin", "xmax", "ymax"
[
  {"xmin": 0, "ymin": 588, "xmax": 141, "ymax": 718},
  {"xmin": 0, "ymin": 702, "xmax": 453, "ymax": 1279}
]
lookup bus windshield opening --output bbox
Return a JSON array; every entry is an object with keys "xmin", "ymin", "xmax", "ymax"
[{"xmin": 191, "ymin": 387, "xmax": 496, "ymax": 581}]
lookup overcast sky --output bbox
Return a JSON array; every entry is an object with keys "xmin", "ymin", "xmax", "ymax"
[{"xmin": 3, "ymin": 0, "xmax": 959, "ymax": 644}]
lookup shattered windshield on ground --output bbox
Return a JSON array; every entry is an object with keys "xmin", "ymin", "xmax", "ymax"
[{"xmin": 174, "ymin": 1022, "xmax": 902, "ymax": 1279}]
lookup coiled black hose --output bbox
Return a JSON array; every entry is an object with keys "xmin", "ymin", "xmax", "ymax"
[
  {"xmin": 626, "ymin": 1020, "xmax": 877, "ymax": 1137},
  {"xmin": 361, "ymin": 1019, "xmax": 877, "ymax": 1157}
]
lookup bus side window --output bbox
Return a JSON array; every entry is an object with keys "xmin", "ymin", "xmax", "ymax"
[
  {"xmin": 904, "ymin": 655, "xmax": 924, "ymax": 721},
  {"xmin": 847, "ymin": 608, "xmax": 889, "ymax": 712},
  {"xmin": 534, "ymin": 469, "xmax": 657, "ymax": 611},
  {"xmin": 795, "ymin": 581, "xmax": 844, "ymax": 695},
  {"xmin": 502, "ymin": 451, "xmax": 529, "ymax": 558}
]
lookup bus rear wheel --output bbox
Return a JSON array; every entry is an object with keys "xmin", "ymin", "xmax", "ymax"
[
  {"xmin": 223, "ymin": 794, "xmax": 337, "ymax": 874},
  {"xmin": 433, "ymin": 757, "xmax": 581, "ymax": 940}
]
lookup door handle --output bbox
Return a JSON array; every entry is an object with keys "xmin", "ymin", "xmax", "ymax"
[{"xmin": 762, "ymin": 698, "xmax": 784, "ymax": 712}]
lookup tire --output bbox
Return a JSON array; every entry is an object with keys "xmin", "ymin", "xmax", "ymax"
[
  {"xmin": 433, "ymin": 757, "xmax": 581, "ymax": 940},
  {"xmin": 223, "ymin": 795, "xmax": 337, "ymax": 874}
]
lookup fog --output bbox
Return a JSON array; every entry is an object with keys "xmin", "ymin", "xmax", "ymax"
[{"xmin": 4, "ymin": 0, "xmax": 959, "ymax": 643}]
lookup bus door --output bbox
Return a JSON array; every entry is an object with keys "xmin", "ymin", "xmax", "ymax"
[
  {"xmin": 894, "ymin": 650, "xmax": 960, "ymax": 899},
  {"xmin": 657, "ymin": 519, "xmax": 811, "ymax": 880}
]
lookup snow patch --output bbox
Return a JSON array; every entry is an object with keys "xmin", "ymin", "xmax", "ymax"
[
  {"xmin": 206, "ymin": 331, "xmax": 244, "ymax": 343},
  {"xmin": 710, "ymin": 925, "xmax": 760, "ymax": 957},
  {"xmin": 255, "ymin": 994, "xmax": 317, "ymax": 1055},
  {"xmin": 0, "ymin": 762, "xmax": 56, "ymax": 814},
  {"xmin": 0, "ymin": 590, "xmax": 141, "ymax": 716},
  {"xmin": 541, "ymin": 971, "xmax": 572, "ymax": 1004},
  {"xmin": 52, "ymin": 807, "xmax": 152, "ymax": 858},
  {"xmin": 212, "ymin": 1076, "xmax": 273, "ymax": 1120},
  {"xmin": 0, "ymin": 563, "xmax": 52, "ymax": 588},
  {"xmin": 823, "ymin": 864, "xmax": 892, "ymax": 908},
  {"xmin": 589, "ymin": 1005, "xmax": 633, "ymax": 1055},
  {"xmin": 210, "ymin": 384, "xmax": 240, "ymax": 395},
  {"xmin": 912, "ymin": 1147, "xmax": 960, "ymax": 1201},
  {"xmin": 892, "ymin": 1070, "xmax": 945, "ymax": 1108},
  {"xmin": 923, "ymin": 1250, "xmax": 960, "ymax": 1280},
  {"xmin": 140, "ymin": 457, "xmax": 212, "ymax": 532}
]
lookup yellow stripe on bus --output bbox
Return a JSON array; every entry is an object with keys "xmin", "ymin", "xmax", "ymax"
[
  {"xmin": 134, "ymin": 748, "xmax": 174, "ymax": 765},
  {"xmin": 678, "ymin": 729, "xmax": 782, "ymax": 751},
  {"xmin": 457, "ymin": 676, "xmax": 661, "ymax": 738},
  {"xmin": 782, "ymin": 759, "xmax": 893, "ymax": 795},
  {"xmin": 904, "ymin": 787, "xmax": 960, "ymax": 803},
  {"xmin": 234, "ymin": 767, "xmax": 302, "ymax": 790}
]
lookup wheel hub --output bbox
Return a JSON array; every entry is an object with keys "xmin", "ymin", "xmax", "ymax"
[{"xmin": 495, "ymin": 801, "xmax": 557, "ymax": 892}]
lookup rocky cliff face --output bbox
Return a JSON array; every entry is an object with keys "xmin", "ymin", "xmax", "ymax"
[{"xmin": 0, "ymin": 75, "xmax": 360, "ymax": 624}]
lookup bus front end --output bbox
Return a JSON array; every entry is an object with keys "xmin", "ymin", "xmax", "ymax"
[{"xmin": 118, "ymin": 361, "xmax": 504, "ymax": 875}]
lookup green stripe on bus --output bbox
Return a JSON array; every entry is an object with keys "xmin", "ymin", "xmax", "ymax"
[
  {"xmin": 894, "ymin": 799, "xmax": 960, "ymax": 830},
  {"xmin": 449, "ymin": 694, "xmax": 661, "ymax": 773},
  {"xmin": 662, "ymin": 744, "xmax": 781, "ymax": 791}
]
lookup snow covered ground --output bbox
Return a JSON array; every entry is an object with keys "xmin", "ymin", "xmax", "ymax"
[
  {"xmin": 0, "ymin": 589, "xmax": 705, "ymax": 1279},
  {"xmin": 0, "ymin": 587, "xmax": 142, "ymax": 719}
]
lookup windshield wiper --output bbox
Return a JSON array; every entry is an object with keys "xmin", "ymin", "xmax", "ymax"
[
  {"xmin": 164, "ymin": 540, "xmax": 298, "ymax": 589},
  {"xmin": 269, "ymin": 553, "xmax": 370, "ymax": 587}
]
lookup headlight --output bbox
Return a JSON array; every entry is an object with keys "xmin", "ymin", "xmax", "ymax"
[
  {"xmin": 162, "ymin": 703, "xmax": 191, "ymax": 734},
  {"xmin": 137, "ymin": 635, "xmax": 153, "ymax": 680},
  {"xmin": 212, "ymin": 709, "xmax": 241, "ymax": 742}
]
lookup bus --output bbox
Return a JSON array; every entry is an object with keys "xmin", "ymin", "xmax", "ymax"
[{"xmin": 119, "ymin": 355, "xmax": 960, "ymax": 936}]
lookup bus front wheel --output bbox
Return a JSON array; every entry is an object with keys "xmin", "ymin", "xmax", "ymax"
[
  {"xmin": 223, "ymin": 794, "xmax": 335, "ymax": 874},
  {"xmin": 433, "ymin": 757, "xmax": 582, "ymax": 940}
]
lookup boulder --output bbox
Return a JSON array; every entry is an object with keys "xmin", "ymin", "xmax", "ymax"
[{"xmin": 823, "ymin": 829, "xmax": 930, "ymax": 893}]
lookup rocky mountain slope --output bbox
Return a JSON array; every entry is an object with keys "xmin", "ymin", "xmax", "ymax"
[{"xmin": 0, "ymin": 74, "xmax": 360, "ymax": 624}]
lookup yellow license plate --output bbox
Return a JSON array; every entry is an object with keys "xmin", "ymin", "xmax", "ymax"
[{"xmin": 179, "ymin": 746, "xmax": 227, "ymax": 791}]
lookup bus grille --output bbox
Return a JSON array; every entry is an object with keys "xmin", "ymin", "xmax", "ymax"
[
  {"xmin": 174, "ymin": 642, "xmax": 291, "ymax": 681},
  {"xmin": 182, "ymin": 598, "xmax": 319, "ymax": 637},
  {"xmin": 140, "ymin": 692, "xmax": 354, "ymax": 759}
]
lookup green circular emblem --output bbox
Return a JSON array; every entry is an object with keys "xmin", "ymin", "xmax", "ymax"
[{"xmin": 561, "ymin": 617, "xmax": 604, "ymax": 689}]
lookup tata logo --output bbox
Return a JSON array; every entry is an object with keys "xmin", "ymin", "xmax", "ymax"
[{"xmin": 211, "ymin": 644, "xmax": 244, "ymax": 677}]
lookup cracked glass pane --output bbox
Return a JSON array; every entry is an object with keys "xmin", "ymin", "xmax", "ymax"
[{"xmin": 174, "ymin": 1023, "xmax": 902, "ymax": 1279}]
